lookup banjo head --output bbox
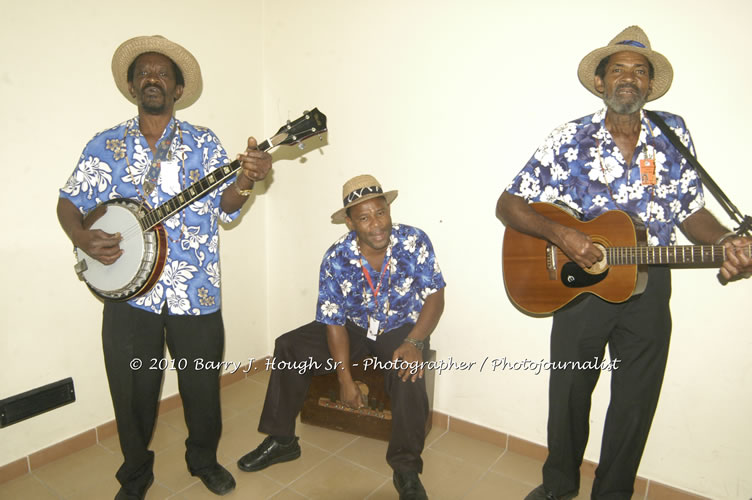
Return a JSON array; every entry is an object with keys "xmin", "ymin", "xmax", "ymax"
[{"xmin": 75, "ymin": 199, "xmax": 160, "ymax": 300}]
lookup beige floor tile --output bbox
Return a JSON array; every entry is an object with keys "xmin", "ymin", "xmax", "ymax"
[
  {"xmin": 427, "ymin": 432, "xmax": 505, "ymax": 469},
  {"xmin": 159, "ymin": 406, "xmax": 190, "ymax": 436},
  {"xmin": 152, "ymin": 420, "xmax": 189, "ymax": 454},
  {"xmin": 145, "ymin": 481, "xmax": 175, "ymax": 500},
  {"xmin": 296, "ymin": 420, "xmax": 359, "ymax": 453},
  {"xmin": 177, "ymin": 467, "xmax": 284, "ymax": 500},
  {"xmin": 419, "ymin": 448, "xmax": 487, "ymax": 500},
  {"xmin": 463, "ymin": 470, "xmax": 533, "ymax": 500},
  {"xmin": 248, "ymin": 367, "xmax": 273, "ymax": 387},
  {"xmin": 67, "ymin": 477, "xmax": 174, "ymax": 500},
  {"xmin": 220, "ymin": 377, "xmax": 267, "ymax": 418},
  {"xmin": 269, "ymin": 487, "xmax": 309, "ymax": 499},
  {"xmin": 363, "ymin": 478, "xmax": 399, "ymax": 499},
  {"xmin": 217, "ymin": 407, "xmax": 267, "ymax": 464},
  {"xmin": 336, "ymin": 436, "xmax": 391, "ymax": 476},
  {"xmin": 152, "ymin": 444, "xmax": 202, "ymax": 493},
  {"xmin": 424, "ymin": 426, "xmax": 448, "ymax": 448},
  {"xmin": 257, "ymin": 442, "xmax": 331, "ymax": 486},
  {"xmin": 289, "ymin": 455, "xmax": 386, "ymax": 500},
  {"xmin": 490, "ymin": 450, "xmax": 543, "ymax": 486},
  {"xmin": 99, "ymin": 432, "xmax": 122, "ymax": 455},
  {"xmin": 32, "ymin": 444, "xmax": 121, "ymax": 498},
  {"xmin": 0, "ymin": 474, "xmax": 59, "ymax": 500},
  {"xmin": 573, "ymin": 474, "xmax": 594, "ymax": 499}
]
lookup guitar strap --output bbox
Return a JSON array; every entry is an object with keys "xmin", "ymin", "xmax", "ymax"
[{"xmin": 644, "ymin": 110, "xmax": 751, "ymax": 236}]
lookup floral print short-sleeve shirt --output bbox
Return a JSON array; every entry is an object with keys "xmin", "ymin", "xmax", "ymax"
[
  {"xmin": 316, "ymin": 224, "xmax": 446, "ymax": 333},
  {"xmin": 60, "ymin": 116, "xmax": 239, "ymax": 315},
  {"xmin": 506, "ymin": 108, "xmax": 705, "ymax": 246}
]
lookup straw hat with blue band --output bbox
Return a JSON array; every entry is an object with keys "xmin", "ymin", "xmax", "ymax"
[{"xmin": 577, "ymin": 25, "xmax": 673, "ymax": 102}]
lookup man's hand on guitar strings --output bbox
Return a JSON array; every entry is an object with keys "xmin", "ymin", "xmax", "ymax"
[{"xmin": 554, "ymin": 225, "xmax": 604, "ymax": 270}]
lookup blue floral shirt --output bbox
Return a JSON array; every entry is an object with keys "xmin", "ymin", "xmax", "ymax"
[
  {"xmin": 60, "ymin": 116, "xmax": 239, "ymax": 315},
  {"xmin": 506, "ymin": 108, "xmax": 705, "ymax": 246},
  {"xmin": 316, "ymin": 224, "xmax": 446, "ymax": 333}
]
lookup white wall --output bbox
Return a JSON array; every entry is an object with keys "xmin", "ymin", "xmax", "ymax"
[{"xmin": 1, "ymin": 1, "xmax": 750, "ymax": 498}]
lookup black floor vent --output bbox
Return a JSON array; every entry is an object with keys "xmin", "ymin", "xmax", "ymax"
[{"xmin": 0, "ymin": 378, "xmax": 76, "ymax": 428}]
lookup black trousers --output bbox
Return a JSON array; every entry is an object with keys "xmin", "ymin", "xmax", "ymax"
[
  {"xmin": 102, "ymin": 301, "xmax": 225, "ymax": 493},
  {"xmin": 543, "ymin": 266, "xmax": 672, "ymax": 500},
  {"xmin": 258, "ymin": 321, "xmax": 429, "ymax": 473}
]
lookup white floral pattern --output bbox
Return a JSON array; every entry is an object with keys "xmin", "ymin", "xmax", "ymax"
[
  {"xmin": 507, "ymin": 108, "xmax": 704, "ymax": 246},
  {"xmin": 316, "ymin": 224, "xmax": 446, "ymax": 332}
]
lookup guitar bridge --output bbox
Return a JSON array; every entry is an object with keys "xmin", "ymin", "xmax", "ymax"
[{"xmin": 546, "ymin": 244, "xmax": 558, "ymax": 281}]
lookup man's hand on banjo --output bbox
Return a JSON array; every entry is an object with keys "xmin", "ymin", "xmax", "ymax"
[
  {"xmin": 236, "ymin": 137, "xmax": 272, "ymax": 185},
  {"xmin": 73, "ymin": 228, "xmax": 123, "ymax": 266}
]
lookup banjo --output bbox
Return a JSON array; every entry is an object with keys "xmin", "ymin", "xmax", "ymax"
[{"xmin": 73, "ymin": 108, "xmax": 327, "ymax": 301}]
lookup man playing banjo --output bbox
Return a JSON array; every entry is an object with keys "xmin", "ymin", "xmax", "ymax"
[{"xmin": 56, "ymin": 35, "xmax": 271, "ymax": 499}]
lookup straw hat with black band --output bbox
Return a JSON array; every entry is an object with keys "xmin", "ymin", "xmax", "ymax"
[
  {"xmin": 577, "ymin": 25, "xmax": 673, "ymax": 102},
  {"xmin": 111, "ymin": 35, "xmax": 203, "ymax": 110},
  {"xmin": 331, "ymin": 175, "xmax": 398, "ymax": 224}
]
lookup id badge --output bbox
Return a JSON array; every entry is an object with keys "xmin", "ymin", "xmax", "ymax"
[
  {"xmin": 367, "ymin": 317, "xmax": 380, "ymax": 340},
  {"xmin": 640, "ymin": 158, "xmax": 656, "ymax": 185}
]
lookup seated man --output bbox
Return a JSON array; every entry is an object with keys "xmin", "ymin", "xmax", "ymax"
[{"xmin": 237, "ymin": 174, "xmax": 446, "ymax": 500}]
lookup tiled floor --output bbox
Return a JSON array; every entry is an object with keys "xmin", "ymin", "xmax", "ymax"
[{"xmin": 0, "ymin": 370, "xmax": 594, "ymax": 500}]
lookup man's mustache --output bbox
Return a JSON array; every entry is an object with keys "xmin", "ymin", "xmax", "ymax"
[
  {"xmin": 142, "ymin": 83, "xmax": 164, "ymax": 94},
  {"xmin": 616, "ymin": 83, "xmax": 639, "ymax": 93}
]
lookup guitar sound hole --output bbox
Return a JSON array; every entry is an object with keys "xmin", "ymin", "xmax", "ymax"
[{"xmin": 560, "ymin": 262, "xmax": 608, "ymax": 288}]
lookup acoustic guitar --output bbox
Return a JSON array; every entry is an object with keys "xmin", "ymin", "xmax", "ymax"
[
  {"xmin": 73, "ymin": 108, "xmax": 327, "ymax": 301},
  {"xmin": 502, "ymin": 202, "xmax": 750, "ymax": 314}
]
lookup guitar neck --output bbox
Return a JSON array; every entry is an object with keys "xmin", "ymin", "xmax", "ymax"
[
  {"xmin": 139, "ymin": 134, "xmax": 281, "ymax": 230},
  {"xmin": 604, "ymin": 244, "xmax": 751, "ymax": 266}
]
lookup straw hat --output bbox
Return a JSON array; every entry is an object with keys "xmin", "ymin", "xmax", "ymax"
[
  {"xmin": 111, "ymin": 35, "xmax": 203, "ymax": 110},
  {"xmin": 577, "ymin": 26, "xmax": 673, "ymax": 102},
  {"xmin": 331, "ymin": 175, "xmax": 398, "ymax": 224}
]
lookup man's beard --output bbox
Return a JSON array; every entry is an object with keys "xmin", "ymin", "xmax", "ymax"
[{"xmin": 603, "ymin": 84, "xmax": 647, "ymax": 115}]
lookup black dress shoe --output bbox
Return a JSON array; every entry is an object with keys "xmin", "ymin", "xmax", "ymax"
[
  {"xmin": 115, "ymin": 475, "xmax": 153, "ymax": 500},
  {"xmin": 193, "ymin": 463, "xmax": 236, "ymax": 495},
  {"xmin": 525, "ymin": 484, "xmax": 578, "ymax": 500},
  {"xmin": 237, "ymin": 436, "xmax": 301, "ymax": 472},
  {"xmin": 393, "ymin": 470, "xmax": 428, "ymax": 500}
]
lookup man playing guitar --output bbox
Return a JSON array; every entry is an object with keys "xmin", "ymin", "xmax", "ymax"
[
  {"xmin": 496, "ymin": 26, "xmax": 751, "ymax": 500},
  {"xmin": 57, "ymin": 35, "xmax": 271, "ymax": 499}
]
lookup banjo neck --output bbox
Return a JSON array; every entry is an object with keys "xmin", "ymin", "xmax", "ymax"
[{"xmin": 138, "ymin": 132, "xmax": 281, "ymax": 231}]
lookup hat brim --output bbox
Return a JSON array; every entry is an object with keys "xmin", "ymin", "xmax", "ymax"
[
  {"xmin": 331, "ymin": 191, "xmax": 398, "ymax": 224},
  {"xmin": 112, "ymin": 36, "xmax": 202, "ymax": 110},
  {"xmin": 577, "ymin": 45, "xmax": 673, "ymax": 102}
]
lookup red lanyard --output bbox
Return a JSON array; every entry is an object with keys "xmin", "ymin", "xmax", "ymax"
[{"xmin": 361, "ymin": 256, "xmax": 389, "ymax": 307}]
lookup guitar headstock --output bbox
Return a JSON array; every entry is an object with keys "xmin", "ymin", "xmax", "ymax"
[{"xmin": 271, "ymin": 108, "xmax": 327, "ymax": 148}]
